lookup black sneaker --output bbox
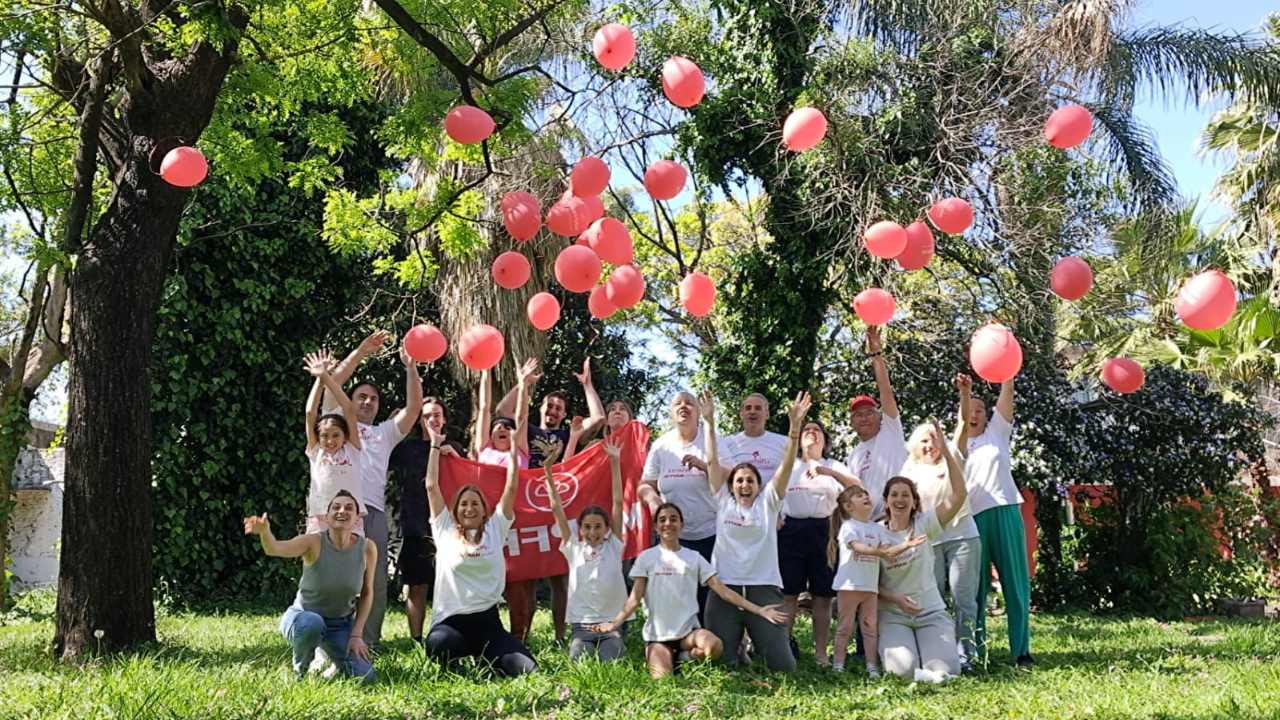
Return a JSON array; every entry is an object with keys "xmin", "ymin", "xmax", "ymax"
[
  {"xmin": 788, "ymin": 634, "xmax": 800, "ymax": 659},
  {"xmin": 1015, "ymin": 654, "xmax": 1035, "ymax": 668}
]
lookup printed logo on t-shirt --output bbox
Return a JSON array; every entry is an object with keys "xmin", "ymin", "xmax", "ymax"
[
  {"xmin": 649, "ymin": 559, "xmax": 690, "ymax": 577},
  {"xmin": 884, "ymin": 545, "xmax": 919, "ymax": 571},
  {"xmin": 318, "ymin": 450, "xmax": 352, "ymax": 467},
  {"xmin": 459, "ymin": 538, "xmax": 499, "ymax": 559},
  {"xmin": 858, "ymin": 450, "xmax": 872, "ymax": 475}
]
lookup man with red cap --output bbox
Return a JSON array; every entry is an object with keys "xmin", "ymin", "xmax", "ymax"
[{"xmin": 842, "ymin": 326, "xmax": 907, "ymax": 520}]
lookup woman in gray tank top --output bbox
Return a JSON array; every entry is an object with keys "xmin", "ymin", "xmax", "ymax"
[{"xmin": 245, "ymin": 490, "xmax": 377, "ymax": 682}]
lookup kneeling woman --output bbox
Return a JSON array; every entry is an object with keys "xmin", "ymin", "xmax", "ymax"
[
  {"xmin": 591, "ymin": 502, "xmax": 787, "ymax": 678},
  {"xmin": 244, "ymin": 490, "xmax": 377, "ymax": 682}
]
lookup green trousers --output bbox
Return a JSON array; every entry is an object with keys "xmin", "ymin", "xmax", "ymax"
[{"xmin": 973, "ymin": 503, "xmax": 1031, "ymax": 658}]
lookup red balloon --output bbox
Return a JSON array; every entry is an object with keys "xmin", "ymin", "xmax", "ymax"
[
  {"xmin": 1175, "ymin": 269, "xmax": 1238, "ymax": 331},
  {"xmin": 458, "ymin": 324, "xmax": 505, "ymax": 371},
  {"xmin": 491, "ymin": 251, "xmax": 531, "ymax": 289},
  {"xmin": 546, "ymin": 196, "xmax": 590, "ymax": 237},
  {"xmin": 579, "ymin": 194, "xmax": 606, "ymax": 224},
  {"xmin": 554, "ymin": 245, "xmax": 603, "ymax": 293},
  {"xmin": 863, "ymin": 221, "xmax": 908, "ymax": 259},
  {"xmin": 928, "ymin": 197, "xmax": 974, "ymax": 234},
  {"xmin": 853, "ymin": 288, "xmax": 896, "ymax": 326},
  {"xmin": 574, "ymin": 233, "xmax": 592, "ymax": 246},
  {"xmin": 159, "ymin": 146, "xmax": 208, "ymax": 187},
  {"xmin": 644, "ymin": 160, "xmax": 687, "ymax": 201},
  {"xmin": 897, "ymin": 222, "xmax": 935, "ymax": 271},
  {"xmin": 592, "ymin": 23, "xmax": 637, "ymax": 70},
  {"xmin": 662, "ymin": 56, "xmax": 705, "ymax": 108},
  {"xmin": 527, "ymin": 292, "xmax": 562, "ymax": 331},
  {"xmin": 585, "ymin": 217, "xmax": 634, "ymax": 265},
  {"xmin": 404, "ymin": 324, "xmax": 448, "ymax": 363},
  {"xmin": 588, "ymin": 285, "xmax": 618, "ymax": 319},
  {"xmin": 1045, "ymin": 104, "xmax": 1093, "ymax": 149},
  {"xmin": 501, "ymin": 191, "xmax": 541, "ymax": 241},
  {"xmin": 1050, "ymin": 256, "xmax": 1093, "ymax": 300},
  {"xmin": 680, "ymin": 273, "xmax": 716, "ymax": 317},
  {"xmin": 605, "ymin": 264, "xmax": 645, "ymax": 309},
  {"xmin": 1101, "ymin": 357, "xmax": 1145, "ymax": 394},
  {"xmin": 571, "ymin": 157, "xmax": 611, "ymax": 197},
  {"xmin": 783, "ymin": 108, "xmax": 828, "ymax": 151},
  {"xmin": 969, "ymin": 324, "xmax": 1023, "ymax": 383},
  {"xmin": 444, "ymin": 105, "xmax": 495, "ymax": 145}
]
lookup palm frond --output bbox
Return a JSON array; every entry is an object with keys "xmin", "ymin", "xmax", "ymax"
[
  {"xmin": 1103, "ymin": 27, "xmax": 1280, "ymax": 111},
  {"xmin": 1087, "ymin": 102, "xmax": 1178, "ymax": 215}
]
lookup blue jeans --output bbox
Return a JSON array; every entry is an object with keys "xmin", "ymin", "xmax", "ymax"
[{"xmin": 280, "ymin": 604, "xmax": 376, "ymax": 683}]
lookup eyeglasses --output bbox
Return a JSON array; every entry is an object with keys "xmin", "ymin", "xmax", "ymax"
[{"xmin": 851, "ymin": 411, "xmax": 879, "ymax": 420}]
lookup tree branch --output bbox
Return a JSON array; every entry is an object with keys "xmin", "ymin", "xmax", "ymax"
[
  {"xmin": 61, "ymin": 50, "xmax": 111, "ymax": 255},
  {"xmin": 471, "ymin": 0, "xmax": 567, "ymax": 70}
]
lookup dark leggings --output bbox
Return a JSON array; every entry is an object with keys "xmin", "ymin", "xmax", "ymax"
[{"xmin": 425, "ymin": 606, "xmax": 537, "ymax": 677}]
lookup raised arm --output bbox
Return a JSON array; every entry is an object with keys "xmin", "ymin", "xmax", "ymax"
[
  {"xmin": 867, "ymin": 326, "xmax": 899, "ymax": 419},
  {"xmin": 771, "ymin": 392, "xmax": 812, "ymax": 498},
  {"xmin": 304, "ymin": 351, "xmax": 334, "ymax": 453},
  {"xmin": 494, "ymin": 357, "xmax": 542, "ymax": 420},
  {"xmin": 700, "ymin": 390, "xmax": 725, "ymax": 495},
  {"xmin": 329, "ymin": 331, "xmax": 388, "ymax": 388},
  {"xmin": 996, "ymin": 378, "xmax": 1015, "ymax": 423},
  {"xmin": 320, "ymin": 370, "xmax": 361, "ymax": 451},
  {"xmin": 542, "ymin": 442, "xmax": 572, "ymax": 544},
  {"xmin": 565, "ymin": 415, "xmax": 586, "ymax": 458},
  {"xmin": 604, "ymin": 434, "xmax": 625, "ymax": 535},
  {"xmin": 500, "ymin": 364, "xmax": 532, "ymax": 518},
  {"xmin": 473, "ymin": 369, "xmax": 492, "ymax": 458},
  {"xmin": 424, "ymin": 424, "xmax": 447, "ymax": 520},
  {"xmin": 347, "ymin": 539, "xmax": 377, "ymax": 663},
  {"xmin": 932, "ymin": 419, "xmax": 969, "ymax": 527},
  {"xmin": 514, "ymin": 358, "xmax": 537, "ymax": 457},
  {"xmin": 392, "ymin": 342, "xmax": 424, "ymax": 437},
  {"xmin": 244, "ymin": 513, "xmax": 319, "ymax": 561},
  {"xmin": 573, "ymin": 358, "xmax": 607, "ymax": 441},
  {"xmin": 953, "ymin": 373, "xmax": 972, "ymax": 455}
]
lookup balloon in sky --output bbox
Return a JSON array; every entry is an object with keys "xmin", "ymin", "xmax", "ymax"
[
  {"xmin": 585, "ymin": 217, "xmax": 634, "ymax": 265},
  {"xmin": 404, "ymin": 324, "xmax": 448, "ymax": 363},
  {"xmin": 605, "ymin": 264, "xmax": 646, "ymax": 309},
  {"xmin": 571, "ymin": 157, "xmax": 611, "ymax": 197},
  {"xmin": 501, "ymin": 191, "xmax": 541, "ymax": 241},
  {"xmin": 898, "ymin": 222, "xmax": 935, "ymax": 271},
  {"xmin": 969, "ymin": 323, "xmax": 1023, "ymax": 383},
  {"xmin": 592, "ymin": 24, "xmax": 637, "ymax": 70},
  {"xmin": 554, "ymin": 245, "xmax": 603, "ymax": 293},
  {"xmin": 662, "ymin": 56, "xmax": 705, "ymax": 108},
  {"xmin": 928, "ymin": 197, "xmax": 974, "ymax": 234},
  {"xmin": 1175, "ymin": 269, "xmax": 1237, "ymax": 331},
  {"xmin": 545, "ymin": 196, "xmax": 591, "ymax": 237},
  {"xmin": 444, "ymin": 105, "xmax": 495, "ymax": 145},
  {"xmin": 160, "ymin": 146, "xmax": 208, "ymax": 187},
  {"xmin": 783, "ymin": 108, "xmax": 828, "ymax": 151},
  {"xmin": 680, "ymin": 273, "xmax": 716, "ymax": 317},
  {"xmin": 863, "ymin": 221, "xmax": 908, "ymax": 259},
  {"xmin": 1101, "ymin": 357, "xmax": 1145, "ymax": 394},
  {"xmin": 491, "ymin": 251, "xmax": 531, "ymax": 290},
  {"xmin": 588, "ymin": 285, "xmax": 618, "ymax": 319},
  {"xmin": 1045, "ymin": 104, "xmax": 1093, "ymax": 149},
  {"xmin": 1050, "ymin": 256, "xmax": 1093, "ymax": 300},
  {"xmin": 527, "ymin": 292, "xmax": 562, "ymax": 331},
  {"xmin": 644, "ymin": 160, "xmax": 687, "ymax": 201},
  {"xmin": 458, "ymin": 324, "xmax": 505, "ymax": 370},
  {"xmin": 853, "ymin": 288, "xmax": 896, "ymax": 326}
]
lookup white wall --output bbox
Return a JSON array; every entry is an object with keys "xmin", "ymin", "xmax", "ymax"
[{"xmin": 9, "ymin": 447, "xmax": 64, "ymax": 589}]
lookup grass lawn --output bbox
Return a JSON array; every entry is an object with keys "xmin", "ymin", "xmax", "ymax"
[{"xmin": 2, "ymin": 591, "xmax": 1278, "ymax": 720}]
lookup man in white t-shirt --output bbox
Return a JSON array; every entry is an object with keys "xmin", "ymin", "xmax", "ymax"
[
  {"xmin": 843, "ymin": 326, "xmax": 908, "ymax": 520},
  {"xmin": 724, "ymin": 394, "xmax": 788, "ymax": 479}
]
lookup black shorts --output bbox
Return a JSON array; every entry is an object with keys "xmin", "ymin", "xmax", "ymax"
[
  {"xmin": 778, "ymin": 516, "xmax": 837, "ymax": 598},
  {"xmin": 399, "ymin": 535, "xmax": 435, "ymax": 587},
  {"xmin": 647, "ymin": 639, "xmax": 685, "ymax": 673}
]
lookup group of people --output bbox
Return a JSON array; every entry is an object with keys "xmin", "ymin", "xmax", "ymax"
[{"xmin": 244, "ymin": 325, "xmax": 1034, "ymax": 683}]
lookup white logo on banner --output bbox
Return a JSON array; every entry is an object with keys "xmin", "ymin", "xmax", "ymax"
[{"xmin": 525, "ymin": 471, "xmax": 581, "ymax": 512}]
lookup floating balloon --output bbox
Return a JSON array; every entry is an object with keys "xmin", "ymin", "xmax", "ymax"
[
  {"xmin": 545, "ymin": 196, "xmax": 590, "ymax": 237},
  {"xmin": 644, "ymin": 160, "xmax": 687, "ymax": 201},
  {"xmin": 491, "ymin": 251, "xmax": 531, "ymax": 289},
  {"xmin": 579, "ymin": 194, "xmax": 606, "ymax": 224},
  {"xmin": 783, "ymin": 108, "xmax": 828, "ymax": 151},
  {"xmin": 554, "ymin": 245, "xmax": 603, "ymax": 293},
  {"xmin": 585, "ymin": 217, "xmax": 634, "ymax": 265},
  {"xmin": 605, "ymin": 264, "xmax": 645, "ymax": 309},
  {"xmin": 159, "ymin": 146, "xmax": 208, "ymax": 187},
  {"xmin": 661, "ymin": 56, "xmax": 705, "ymax": 108},
  {"xmin": 404, "ymin": 324, "xmax": 448, "ymax": 363},
  {"xmin": 680, "ymin": 273, "xmax": 716, "ymax": 317},
  {"xmin": 501, "ymin": 191, "xmax": 542, "ymax": 241},
  {"xmin": 1050, "ymin": 256, "xmax": 1093, "ymax": 301},
  {"xmin": 571, "ymin": 157, "xmax": 611, "ymax": 197},
  {"xmin": 574, "ymin": 233, "xmax": 592, "ymax": 246},
  {"xmin": 1045, "ymin": 104, "xmax": 1093, "ymax": 149},
  {"xmin": 1175, "ymin": 269, "xmax": 1238, "ymax": 331},
  {"xmin": 1101, "ymin": 357, "xmax": 1145, "ymax": 394},
  {"xmin": 897, "ymin": 222, "xmax": 935, "ymax": 271},
  {"xmin": 969, "ymin": 324, "xmax": 1023, "ymax": 383},
  {"xmin": 592, "ymin": 23, "xmax": 637, "ymax": 71},
  {"xmin": 863, "ymin": 221, "xmax": 908, "ymax": 259},
  {"xmin": 458, "ymin": 324, "xmax": 505, "ymax": 371},
  {"xmin": 588, "ymin": 285, "xmax": 618, "ymax": 319},
  {"xmin": 853, "ymin": 288, "xmax": 896, "ymax": 326},
  {"xmin": 928, "ymin": 197, "xmax": 974, "ymax": 234},
  {"xmin": 527, "ymin": 292, "xmax": 562, "ymax": 331},
  {"xmin": 444, "ymin": 105, "xmax": 495, "ymax": 145}
]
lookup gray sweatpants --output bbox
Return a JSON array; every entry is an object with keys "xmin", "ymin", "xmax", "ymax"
[
  {"xmin": 879, "ymin": 606, "xmax": 960, "ymax": 678},
  {"xmin": 568, "ymin": 623, "xmax": 626, "ymax": 661},
  {"xmin": 933, "ymin": 535, "xmax": 981, "ymax": 662},
  {"xmin": 705, "ymin": 584, "xmax": 796, "ymax": 672},
  {"xmin": 364, "ymin": 507, "xmax": 389, "ymax": 651}
]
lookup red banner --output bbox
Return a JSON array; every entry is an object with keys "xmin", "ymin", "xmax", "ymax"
[{"xmin": 437, "ymin": 421, "xmax": 652, "ymax": 582}]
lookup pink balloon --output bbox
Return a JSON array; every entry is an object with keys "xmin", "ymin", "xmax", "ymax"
[
  {"xmin": 853, "ymin": 288, "xmax": 896, "ymax": 326},
  {"xmin": 585, "ymin": 217, "xmax": 634, "ymax": 265},
  {"xmin": 574, "ymin": 233, "xmax": 592, "ymax": 246},
  {"xmin": 662, "ymin": 56, "xmax": 705, "ymax": 108},
  {"xmin": 783, "ymin": 108, "xmax": 828, "ymax": 151},
  {"xmin": 1175, "ymin": 269, "xmax": 1237, "ymax": 331},
  {"xmin": 897, "ymin": 222, "xmax": 935, "ymax": 271},
  {"xmin": 1045, "ymin": 104, "xmax": 1093, "ymax": 149},
  {"xmin": 501, "ymin": 191, "xmax": 541, "ymax": 241},
  {"xmin": 680, "ymin": 273, "xmax": 716, "ymax": 317},
  {"xmin": 1050, "ymin": 257, "xmax": 1093, "ymax": 301},
  {"xmin": 444, "ymin": 105, "xmax": 495, "ymax": 145},
  {"xmin": 554, "ymin": 245, "xmax": 603, "ymax": 293},
  {"xmin": 588, "ymin": 285, "xmax": 618, "ymax": 319},
  {"xmin": 1101, "ymin": 357, "xmax": 1145, "ymax": 394},
  {"xmin": 527, "ymin": 292, "xmax": 562, "ymax": 331},
  {"xmin": 545, "ymin": 196, "xmax": 590, "ymax": 237},
  {"xmin": 605, "ymin": 265, "xmax": 645, "ymax": 309},
  {"xmin": 863, "ymin": 221, "xmax": 908, "ymax": 259},
  {"xmin": 160, "ymin": 146, "xmax": 208, "ymax": 187},
  {"xmin": 579, "ymin": 194, "xmax": 606, "ymax": 224},
  {"xmin": 491, "ymin": 251, "xmax": 531, "ymax": 289},
  {"xmin": 928, "ymin": 197, "xmax": 974, "ymax": 234},
  {"xmin": 458, "ymin": 324, "xmax": 505, "ymax": 371},
  {"xmin": 404, "ymin": 324, "xmax": 448, "ymax": 363},
  {"xmin": 644, "ymin": 160, "xmax": 687, "ymax": 201},
  {"xmin": 571, "ymin": 157, "xmax": 611, "ymax": 197},
  {"xmin": 592, "ymin": 23, "xmax": 637, "ymax": 70},
  {"xmin": 969, "ymin": 324, "xmax": 1023, "ymax": 383}
]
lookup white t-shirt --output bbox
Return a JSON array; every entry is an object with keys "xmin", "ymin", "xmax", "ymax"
[
  {"xmin": 354, "ymin": 419, "xmax": 407, "ymax": 513},
  {"xmin": 878, "ymin": 511, "xmax": 946, "ymax": 615},
  {"xmin": 965, "ymin": 412, "xmax": 1023, "ymax": 515},
  {"xmin": 642, "ymin": 427, "xmax": 730, "ymax": 541},
  {"xmin": 844, "ymin": 413, "xmax": 908, "ymax": 519},
  {"xmin": 833, "ymin": 518, "xmax": 883, "ymax": 592},
  {"xmin": 783, "ymin": 458, "xmax": 852, "ymax": 518},
  {"xmin": 630, "ymin": 545, "xmax": 716, "ymax": 641},
  {"xmin": 430, "ymin": 510, "xmax": 514, "ymax": 626},
  {"xmin": 712, "ymin": 484, "xmax": 783, "ymax": 587},
  {"xmin": 307, "ymin": 442, "xmax": 365, "ymax": 517},
  {"xmin": 560, "ymin": 533, "xmax": 629, "ymax": 625},
  {"xmin": 901, "ymin": 454, "xmax": 979, "ymax": 546},
  {"xmin": 724, "ymin": 431, "xmax": 789, "ymax": 481}
]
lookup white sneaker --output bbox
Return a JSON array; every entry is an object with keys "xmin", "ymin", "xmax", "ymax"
[{"xmin": 866, "ymin": 664, "xmax": 882, "ymax": 678}]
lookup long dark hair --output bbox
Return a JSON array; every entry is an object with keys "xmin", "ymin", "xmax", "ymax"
[{"xmin": 881, "ymin": 476, "xmax": 921, "ymax": 526}]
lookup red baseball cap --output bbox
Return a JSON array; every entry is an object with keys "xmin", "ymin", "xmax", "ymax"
[{"xmin": 849, "ymin": 395, "xmax": 879, "ymax": 410}]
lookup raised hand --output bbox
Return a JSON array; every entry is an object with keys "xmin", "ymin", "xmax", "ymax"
[
  {"xmin": 867, "ymin": 325, "xmax": 883, "ymax": 355},
  {"xmin": 243, "ymin": 513, "xmax": 270, "ymax": 535},
  {"xmin": 517, "ymin": 357, "xmax": 542, "ymax": 386},
  {"xmin": 787, "ymin": 391, "xmax": 812, "ymax": 429},
  {"xmin": 399, "ymin": 342, "xmax": 415, "ymax": 367},
  {"xmin": 758, "ymin": 603, "xmax": 789, "ymax": 625},
  {"xmin": 359, "ymin": 331, "xmax": 390, "ymax": 354},
  {"xmin": 567, "ymin": 415, "xmax": 585, "ymax": 440},
  {"xmin": 930, "ymin": 418, "xmax": 949, "ymax": 455},
  {"xmin": 303, "ymin": 350, "xmax": 333, "ymax": 377},
  {"xmin": 425, "ymin": 423, "xmax": 446, "ymax": 447},
  {"xmin": 572, "ymin": 357, "xmax": 594, "ymax": 387},
  {"xmin": 603, "ymin": 433, "xmax": 623, "ymax": 459},
  {"xmin": 956, "ymin": 373, "xmax": 973, "ymax": 394},
  {"xmin": 698, "ymin": 389, "xmax": 716, "ymax": 423}
]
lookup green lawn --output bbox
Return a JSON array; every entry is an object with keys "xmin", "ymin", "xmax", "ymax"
[{"xmin": 2, "ymin": 592, "xmax": 1278, "ymax": 720}]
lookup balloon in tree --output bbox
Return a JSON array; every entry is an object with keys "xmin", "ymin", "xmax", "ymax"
[
  {"xmin": 588, "ymin": 285, "xmax": 618, "ymax": 319},
  {"xmin": 928, "ymin": 197, "xmax": 974, "ymax": 234},
  {"xmin": 501, "ymin": 191, "xmax": 542, "ymax": 241},
  {"xmin": 527, "ymin": 292, "xmax": 562, "ymax": 331},
  {"xmin": 444, "ymin": 105, "xmax": 495, "ymax": 145},
  {"xmin": 662, "ymin": 56, "xmax": 705, "ymax": 108},
  {"xmin": 491, "ymin": 251, "xmax": 531, "ymax": 289},
  {"xmin": 570, "ymin": 157, "xmax": 611, "ymax": 197},
  {"xmin": 585, "ymin": 217, "xmax": 634, "ymax": 265},
  {"xmin": 592, "ymin": 23, "xmax": 637, "ymax": 70},
  {"xmin": 1044, "ymin": 104, "xmax": 1093, "ymax": 149},
  {"xmin": 782, "ymin": 108, "xmax": 828, "ymax": 151},
  {"xmin": 853, "ymin": 288, "xmax": 896, "ymax": 326},
  {"xmin": 1175, "ymin": 269, "xmax": 1237, "ymax": 331},
  {"xmin": 679, "ymin": 273, "xmax": 716, "ymax": 317},
  {"xmin": 969, "ymin": 323, "xmax": 1023, "ymax": 383},
  {"xmin": 554, "ymin": 245, "xmax": 603, "ymax": 293},
  {"xmin": 605, "ymin": 265, "xmax": 645, "ymax": 309},
  {"xmin": 458, "ymin": 324, "xmax": 505, "ymax": 370},
  {"xmin": 644, "ymin": 160, "xmax": 687, "ymax": 200},
  {"xmin": 578, "ymin": 194, "xmax": 606, "ymax": 224},
  {"xmin": 863, "ymin": 221, "xmax": 908, "ymax": 259},
  {"xmin": 546, "ymin": 196, "xmax": 590, "ymax": 236},
  {"xmin": 897, "ymin": 222, "xmax": 935, "ymax": 271},
  {"xmin": 160, "ymin": 146, "xmax": 208, "ymax": 187},
  {"xmin": 404, "ymin": 324, "xmax": 448, "ymax": 363},
  {"xmin": 1049, "ymin": 257, "xmax": 1093, "ymax": 300},
  {"xmin": 1101, "ymin": 357, "xmax": 1145, "ymax": 394}
]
